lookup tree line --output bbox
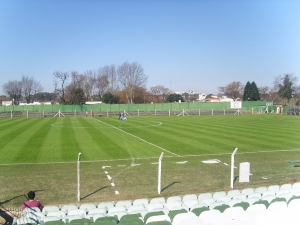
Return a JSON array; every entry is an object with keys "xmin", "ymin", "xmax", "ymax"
[
  {"xmin": 2, "ymin": 62, "xmax": 300, "ymax": 105},
  {"xmin": 217, "ymin": 74, "xmax": 300, "ymax": 105}
]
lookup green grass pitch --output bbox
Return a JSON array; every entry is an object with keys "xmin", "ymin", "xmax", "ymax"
[{"xmin": 0, "ymin": 114, "xmax": 300, "ymax": 206}]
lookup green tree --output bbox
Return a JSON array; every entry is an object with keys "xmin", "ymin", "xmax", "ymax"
[
  {"xmin": 102, "ymin": 92, "xmax": 119, "ymax": 104},
  {"xmin": 250, "ymin": 81, "xmax": 261, "ymax": 101},
  {"xmin": 278, "ymin": 74, "xmax": 294, "ymax": 102},
  {"xmin": 243, "ymin": 81, "xmax": 260, "ymax": 101},
  {"xmin": 242, "ymin": 81, "xmax": 251, "ymax": 101},
  {"xmin": 68, "ymin": 88, "xmax": 85, "ymax": 104},
  {"xmin": 166, "ymin": 93, "xmax": 185, "ymax": 102}
]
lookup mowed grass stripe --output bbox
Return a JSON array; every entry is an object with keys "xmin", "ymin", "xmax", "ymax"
[
  {"xmin": 75, "ymin": 117, "xmax": 132, "ymax": 160},
  {"xmin": 0, "ymin": 118, "xmax": 52, "ymax": 163},
  {"xmin": 92, "ymin": 117, "xmax": 177, "ymax": 158},
  {"xmin": 13, "ymin": 118, "xmax": 58, "ymax": 163}
]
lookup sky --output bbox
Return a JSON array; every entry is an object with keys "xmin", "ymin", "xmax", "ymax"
[{"xmin": 1, "ymin": 0, "xmax": 300, "ymax": 96}]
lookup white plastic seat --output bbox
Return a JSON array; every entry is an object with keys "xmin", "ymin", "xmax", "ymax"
[
  {"xmin": 261, "ymin": 190, "xmax": 276, "ymax": 197},
  {"xmin": 107, "ymin": 206, "xmax": 127, "ymax": 215},
  {"xmin": 200, "ymin": 197, "xmax": 216, "ymax": 206},
  {"xmin": 133, "ymin": 198, "xmax": 149, "ymax": 206},
  {"xmin": 198, "ymin": 193, "xmax": 213, "ymax": 202},
  {"xmin": 79, "ymin": 203, "xmax": 96, "ymax": 212},
  {"xmin": 190, "ymin": 203, "xmax": 208, "ymax": 211},
  {"xmin": 261, "ymin": 195, "xmax": 276, "ymax": 203},
  {"xmin": 150, "ymin": 197, "xmax": 166, "ymax": 205},
  {"xmin": 87, "ymin": 213, "xmax": 106, "ymax": 222},
  {"xmin": 87, "ymin": 208, "xmax": 107, "ymax": 215},
  {"xmin": 227, "ymin": 190, "xmax": 241, "ymax": 198},
  {"xmin": 280, "ymin": 183, "xmax": 292, "ymax": 191},
  {"xmin": 216, "ymin": 195, "xmax": 231, "ymax": 203},
  {"xmin": 146, "ymin": 214, "xmax": 171, "ymax": 224},
  {"xmin": 115, "ymin": 200, "xmax": 132, "ymax": 209},
  {"xmin": 288, "ymin": 198, "xmax": 300, "ymax": 210},
  {"xmin": 67, "ymin": 209, "xmax": 86, "ymax": 218},
  {"xmin": 127, "ymin": 205, "xmax": 146, "ymax": 214},
  {"xmin": 63, "ymin": 215, "xmax": 83, "ymax": 223},
  {"xmin": 42, "ymin": 205, "xmax": 60, "ymax": 215},
  {"xmin": 108, "ymin": 211, "xmax": 128, "ymax": 220},
  {"xmin": 60, "ymin": 204, "xmax": 78, "ymax": 214},
  {"xmin": 182, "ymin": 199, "xmax": 199, "ymax": 210},
  {"xmin": 246, "ymin": 204, "xmax": 267, "ymax": 212},
  {"xmin": 241, "ymin": 188, "xmax": 254, "ymax": 196},
  {"xmin": 245, "ymin": 197, "xmax": 261, "ymax": 206},
  {"xmin": 173, "ymin": 212, "xmax": 199, "ymax": 225},
  {"xmin": 201, "ymin": 211, "xmax": 232, "ymax": 224},
  {"xmin": 209, "ymin": 201, "xmax": 226, "ymax": 210},
  {"xmin": 199, "ymin": 209, "xmax": 221, "ymax": 220},
  {"xmin": 40, "ymin": 216, "xmax": 60, "ymax": 223},
  {"xmin": 228, "ymin": 199, "xmax": 242, "ymax": 207},
  {"xmin": 267, "ymin": 201, "xmax": 287, "ymax": 212},
  {"xmin": 97, "ymin": 201, "xmax": 115, "ymax": 211},
  {"xmin": 147, "ymin": 203, "xmax": 164, "ymax": 212},
  {"xmin": 276, "ymin": 193, "xmax": 293, "ymax": 202},
  {"xmin": 166, "ymin": 196, "xmax": 182, "ymax": 203},
  {"xmin": 276, "ymin": 189, "xmax": 290, "ymax": 196},
  {"xmin": 182, "ymin": 194, "xmax": 197, "ymax": 202},
  {"xmin": 292, "ymin": 182, "xmax": 300, "ymax": 190},
  {"xmin": 255, "ymin": 186, "xmax": 267, "ymax": 194},
  {"xmin": 268, "ymin": 185, "xmax": 280, "ymax": 193},
  {"xmin": 247, "ymin": 192, "xmax": 262, "ymax": 199},
  {"xmin": 47, "ymin": 211, "xmax": 66, "ymax": 219},
  {"xmin": 223, "ymin": 206, "xmax": 244, "ymax": 220},
  {"xmin": 232, "ymin": 194, "xmax": 247, "ymax": 201},
  {"xmin": 164, "ymin": 201, "xmax": 182, "ymax": 211},
  {"xmin": 212, "ymin": 191, "xmax": 226, "ymax": 200}
]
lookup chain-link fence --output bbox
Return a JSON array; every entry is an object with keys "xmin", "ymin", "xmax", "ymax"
[
  {"xmin": 1, "ymin": 150, "xmax": 299, "ymax": 218},
  {"xmin": 0, "ymin": 101, "xmax": 279, "ymax": 118}
]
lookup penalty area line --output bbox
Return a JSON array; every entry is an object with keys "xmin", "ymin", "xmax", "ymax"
[{"xmin": 93, "ymin": 118, "xmax": 180, "ymax": 157}]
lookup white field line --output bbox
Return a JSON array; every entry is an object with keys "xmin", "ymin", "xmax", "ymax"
[
  {"xmin": 2, "ymin": 148, "xmax": 300, "ymax": 166},
  {"xmin": 93, "ymin": 117, "xmax": 180, "ymax": 157}
]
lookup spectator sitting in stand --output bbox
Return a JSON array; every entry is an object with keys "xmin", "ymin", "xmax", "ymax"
[{"xmin": 22, "ymin": 191, "xmax": 44, "ymax": 211}]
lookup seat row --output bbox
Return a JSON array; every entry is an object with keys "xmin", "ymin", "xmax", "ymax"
[{"xmin": 17, "ymin": 198, "xmax": 300, "ymax": 225}]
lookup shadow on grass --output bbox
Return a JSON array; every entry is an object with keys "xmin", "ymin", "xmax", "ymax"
[
  {"xmin": 161, "ymin": 182, "xmax": 180, "ymax": 193},
  {"xmin": 80, "ymin": 186, "xmax": 110, "ymax": 201},
  {"xmin": 0, "ymin": 194, "xmax": 28, "ymax": 224},
  {"xmin": 234, "ymin": 176, "xmax": 239, "ymax": 184}
]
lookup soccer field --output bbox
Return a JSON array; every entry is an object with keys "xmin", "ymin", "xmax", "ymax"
[{"xmin": 0, "ymin": 114, "xmax": 300, "ymax": 207}]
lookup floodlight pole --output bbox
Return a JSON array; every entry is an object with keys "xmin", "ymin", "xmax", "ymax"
[
  {"xmin": 158, "ymin": 152, "xmax": 164, "ymax": 194},
  {"xmin": 77, "ymin": 152, "xmax": 81, "ymax": 202},
  {"xmin": 230, "ymin": 148, "xmax": 238, "ymax": 189}
]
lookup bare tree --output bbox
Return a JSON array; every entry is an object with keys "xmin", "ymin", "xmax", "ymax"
[
  {"xmin": 149, "ymin": 85, "xmax": 170, "ymax": 103},
  {"xmin": 117, "ymin": 62, "xmax": 148, "ymax": 104},
  {"xmin": 22, "ymin": 75, "xmax": 34, "ymax": 103},
  {"xmin": 95, "ymin": 69, "xmax": 109, "ymax": 100},
  {"xmin": 83, "ymin": 70, "xmax": 97, "ymax": 101},
  {"xmin": 259, "ymin": 86, "xmax": 270, "ymax": 101},
  {"xmin": 3, "ymin": 80, "xmax": 22, "ymax": 104},
  {"xmin": 218, "ymin": 81, "xmax": 244, "ymax": 100},
  {"xmin": 53, "ymin": 71, "xmax": 69, "ymax": 104},
  {"xmin": 99, "ymin": 65, "xmax": 119, "ymax": 94},
  {"xmin": 32, "ymin": 80, "xmax": 44, "ymax": 102}
]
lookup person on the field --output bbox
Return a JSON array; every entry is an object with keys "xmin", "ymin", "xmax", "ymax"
[
  {"xmin": 22, "ymin": 191, "xmax": 44, "ymax": 211},
  {"xmin": 123, "ymin": 113, "xmax": 127, "ymax": 120},
  {"xmin": 118, "ymin": 112, "xmax": 121, "ymax": 120}
]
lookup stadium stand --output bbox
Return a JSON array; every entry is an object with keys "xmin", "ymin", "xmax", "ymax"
[{"xmin": 12, "ymin": 182, "xmax": 300, "ymax": 225}]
